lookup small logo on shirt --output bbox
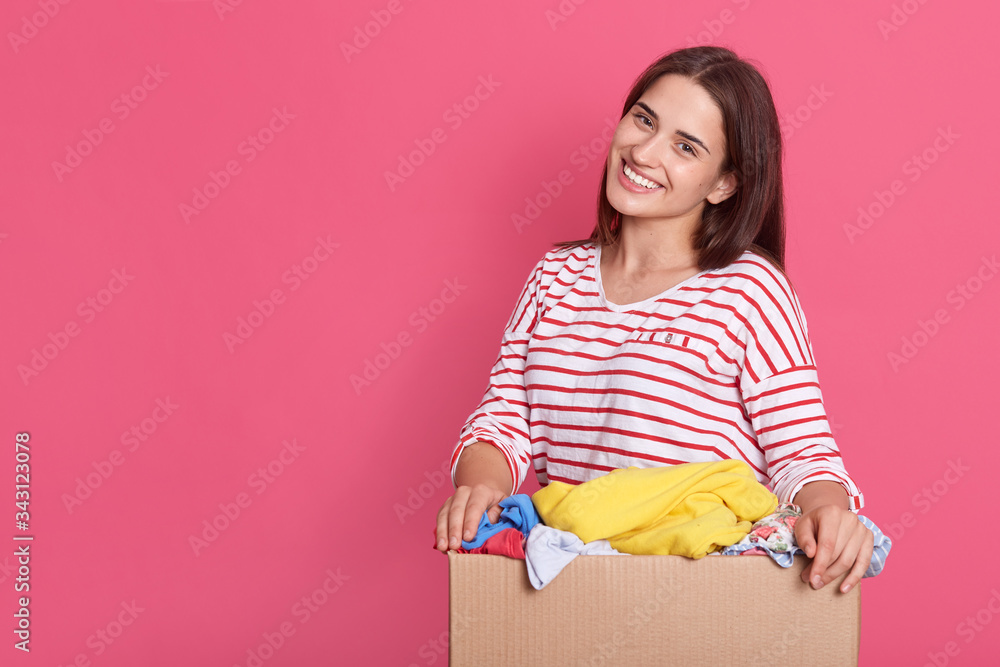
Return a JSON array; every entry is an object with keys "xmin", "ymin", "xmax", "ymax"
[{"xmin": 629, "ymin": 331, "xmax": 690, "ymax": 347}]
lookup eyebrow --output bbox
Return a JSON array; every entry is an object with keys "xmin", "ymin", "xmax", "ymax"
[{"xmin": 635, "ymin": 101, "xmax": 712, "ymax": 155}]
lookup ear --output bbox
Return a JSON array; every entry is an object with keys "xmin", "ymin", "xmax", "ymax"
[{"xmin": 707, "ymin": 171, "xmax": 738, "ymax": 205}]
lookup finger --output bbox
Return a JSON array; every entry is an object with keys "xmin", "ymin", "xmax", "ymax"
[
  {"xmin": 808, "ymin": 513, "xmax": 841, "ymax": 589},
  {"xmin": 435, "ymin": 497, "xmax": 453, "ymax": 552},
  {"xmin": 486, "ymin": 500, "xmax": 503, "ymax": 525},
  {"xmin": 815, "ymin": 517, "xmax": 858, "ymax": 586},
  {"xmin": 447, "ymin": 486, "xmax": 472, "ymax": 550},
  {"xmin": 840, "ymin": 526, "xmax": 874, "ymax": 594},
  {"xmin": 822, "ymin": 532, "xmax": 858, "ymax": 589},
  {"xmin": 461, "ymin": 487, "xmax": 492, "ymax": 544},
  {"xmin": 819, "ymin": 515, "xmax": 870, "ymax": 588},
  {"xmin": 796, "ymin": 513, "xmax": 817, "ymax": 559},
  {"xmin": 795, "ymin": 514, "xmax": 817, "ymax": 584},
  {"xmin": 800, "ymin": 559, "xmax": 814, "ymax": 587},
  {"xmin": 825, "ymin": 515, "xmax": 875, "ymax": 586}
]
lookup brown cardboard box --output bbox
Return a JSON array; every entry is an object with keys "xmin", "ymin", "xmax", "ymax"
[{"xmin": 448, "ymin": 551, "xmax": 859, "ymax": 666}]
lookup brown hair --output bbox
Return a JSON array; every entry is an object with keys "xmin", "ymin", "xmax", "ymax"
[{"xmin": 557, "ymin": 46, "xmax": 785, "ymax": 272}]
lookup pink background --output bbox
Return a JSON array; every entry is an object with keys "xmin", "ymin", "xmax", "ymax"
[{"xmin": 2, "ymin": 0, "xmax": 998, "ymax": 665}]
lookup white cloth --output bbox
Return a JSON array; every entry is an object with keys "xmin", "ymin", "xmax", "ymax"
[{"xmin": 525, "ymin": 524, "xmax": 623, "ymax": 590}]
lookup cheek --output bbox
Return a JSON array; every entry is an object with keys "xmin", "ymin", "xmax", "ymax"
[
  {"xmin": 690, "ymin": 165, "xmax": 718, "ymax": 189},
  {"xmin": 609, "ymin": 127, "xmax": 629, "ymax": 154},
  {"xmin": 672, "ymin": 164, "xmax": 701, "ymax": 185}
]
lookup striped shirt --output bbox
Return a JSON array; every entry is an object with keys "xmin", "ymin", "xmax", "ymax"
[{"xmin": 452, "ymin": 243, "xmax": 864, "ymax": 512}]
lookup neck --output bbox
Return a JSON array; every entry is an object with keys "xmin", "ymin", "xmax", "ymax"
[{"xmin": 606, "ymin": 212, "xmax": 701, "ymax": 272}]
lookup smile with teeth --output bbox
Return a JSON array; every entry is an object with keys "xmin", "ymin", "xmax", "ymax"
[{"xmin": 622, "ymin": 161, "xmax": 662, "ymax": 189}]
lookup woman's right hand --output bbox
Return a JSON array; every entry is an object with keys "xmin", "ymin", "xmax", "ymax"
[
  {"xmin": 434, "ymin": 442, "xmax": 513, "ymax": 552},
  {"xmin": 435, "ymin": 483, "xmax": 508, "ymax": 552}
]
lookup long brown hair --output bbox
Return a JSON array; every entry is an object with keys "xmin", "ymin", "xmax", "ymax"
[{"xmin": 558, "ymin": 46, "xmax": 785, "ymax": 272}]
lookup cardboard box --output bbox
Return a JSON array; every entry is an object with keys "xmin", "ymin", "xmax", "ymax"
[{"xmin": 448, "ymin": 552, "xmax": 859, "ymax": 666}]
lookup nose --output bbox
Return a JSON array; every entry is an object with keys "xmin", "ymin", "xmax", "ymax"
[{"xmin": 630, "ymin": 132, "xmax": 666, "ymax": 169}]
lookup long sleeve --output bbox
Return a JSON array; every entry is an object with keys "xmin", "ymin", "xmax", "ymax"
[
  {"xmin": 742, "ymin": 366, "xmax": 864, "ymax": 511},
  {"xmin": 735, "ymin": 261, "xmax": 864, "ymax": 512},
  {"xmin": 450, "ymin": 258, "xmax": 545, "ymax": 494}
]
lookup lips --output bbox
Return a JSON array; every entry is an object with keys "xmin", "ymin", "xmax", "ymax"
[{"xmin": 618, "ymin": 158, "xmax": 663, "ymax": 193}]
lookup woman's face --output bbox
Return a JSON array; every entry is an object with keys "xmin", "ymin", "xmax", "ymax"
[{"xmin": 605, "ymin": 73, "xmax": 736, "ymax": 227}]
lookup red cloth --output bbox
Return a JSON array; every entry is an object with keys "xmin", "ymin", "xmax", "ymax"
[{"xmin": 454, "ymin": 528, "xmax": 526, "ymax": 559}]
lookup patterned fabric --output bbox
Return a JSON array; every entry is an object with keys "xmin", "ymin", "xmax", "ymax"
[{"xmin": 720, "ymin": 503, "xmax": 892, "ymax": 577}]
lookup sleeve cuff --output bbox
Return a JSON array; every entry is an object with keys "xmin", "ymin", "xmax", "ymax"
[{"xmin": 775, "ymin": 469, "xmax": 864, "ymax": 513}]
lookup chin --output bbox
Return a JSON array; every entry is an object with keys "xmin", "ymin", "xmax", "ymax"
[{"xmin": 606, "ymin": 188, "xmax": 647, "ymax": 218}]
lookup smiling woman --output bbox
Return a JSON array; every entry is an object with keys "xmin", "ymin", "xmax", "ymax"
[
  {"xmin": 566, "ymin": 46, "xmax": 785, "ymax": 273},
  {"xmin": 438, "ymin": 46, "xmax": 876, "ymax": 598}
]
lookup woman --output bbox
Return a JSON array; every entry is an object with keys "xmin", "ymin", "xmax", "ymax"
[{"xmin": 435, "ymin": 46, "xmax": 874, "ymax": 594}]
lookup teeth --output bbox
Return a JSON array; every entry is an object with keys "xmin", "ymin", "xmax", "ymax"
[{"xmin": 623, "ymin": 163, "xmax": 659, "ymax": 189}]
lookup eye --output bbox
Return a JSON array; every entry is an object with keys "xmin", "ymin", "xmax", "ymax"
[
  {"xmin": 632, "ymin": 112, "xmax": 653, "ymax": 129},
  {"xmin": 679, "ymin": 143, "xmax": 696, "ymax": 156}
]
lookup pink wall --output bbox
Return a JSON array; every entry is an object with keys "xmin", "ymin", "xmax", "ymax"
[{"xmin": 2, "ymin": 1, "xmax": 997, "ymax": 664}]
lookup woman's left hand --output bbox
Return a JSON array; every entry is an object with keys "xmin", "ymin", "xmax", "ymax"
[{"xmin": 794, "ymin": 504, "xmax": 874, "ymax": 594}]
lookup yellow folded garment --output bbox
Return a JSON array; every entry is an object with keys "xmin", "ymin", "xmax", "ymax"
[{"xmin": 531, "ymin": 461, "xmax": 778, "ymax": 558}]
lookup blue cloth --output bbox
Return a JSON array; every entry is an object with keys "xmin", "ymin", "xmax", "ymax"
[
  {"xmin": 858, "ymin": 515, "xmax": 892, "ymax": 577},
  {"xmin": 461, "ymin": 494, "xmax": 541, "ymax": 549},
  {"xmin": 719, "ymin": 513, "xmax": 892, "ymax": 578}
]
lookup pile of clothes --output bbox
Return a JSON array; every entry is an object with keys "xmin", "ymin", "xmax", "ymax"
[{"xmin": 449, "ymin": 460, "xmax": 891, "ymax": 590}]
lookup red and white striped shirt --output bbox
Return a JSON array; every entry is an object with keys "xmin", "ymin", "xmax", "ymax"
[{"xmin": 452, "ymin": 243, "xmax": 864, "ymax": 512}]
